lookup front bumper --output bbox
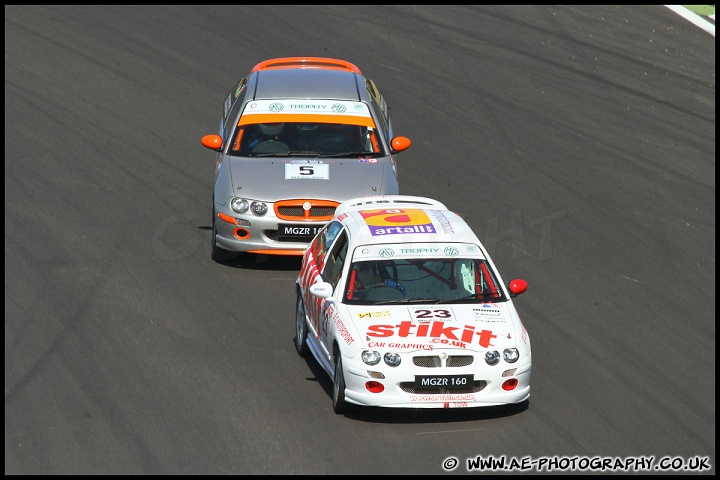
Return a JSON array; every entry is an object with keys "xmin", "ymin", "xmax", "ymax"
[
  {"xmin": 341, "ymin": 352, "xmax": 532, "ymax": 409},
  {"xmin": 214, "ymin": 199, "xmax": 337, "ymax": 255}
]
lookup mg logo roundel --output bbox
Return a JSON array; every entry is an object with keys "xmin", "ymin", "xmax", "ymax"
[
  {"xmin": 331, "ymin": 103, "xmax": 347, "ymax": 113},
  {"xmin": 444, "ymin": 246, "xmax": 459, "ymax": 256},
  {"xmin": 269, "ymin": 103, "xmax": 284, "ymax": 112},
  {"xmin": 379, "ymin": 248, "xmax": 395, "ymax": 258}
]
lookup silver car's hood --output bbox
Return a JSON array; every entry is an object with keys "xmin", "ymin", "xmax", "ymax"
[{"xmin": 227, "ymin": 156, "xmax": 392, "ymax": 201}]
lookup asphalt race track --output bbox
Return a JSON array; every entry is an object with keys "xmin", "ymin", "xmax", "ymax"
[{"xmin": 5, "ymin": 5, "xmax": 715, "ymax": 475}]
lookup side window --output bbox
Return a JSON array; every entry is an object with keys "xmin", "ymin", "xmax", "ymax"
[
  {"xmin": 366, "ymin": 79, "xmax": 391, "ymax": 141},
  {"xmin": 224, "ymin": 78, "xmax": 246, "ymax": 120},
  {"xmin": 370, "ymin": 90, "xmax": 393, "ymax": 145},
  {"xmin": 365, "ymin": 79, "xmax": 387, "ymax": 119},
  {"xmin": 310, "ymin": 221, "xmax": 343, "ymax": 270},
  {"xmin": 223, "ymin": 78, "xmax": 247, "ymax": 120},
  {"xmin": 223, "ymin": 79, "xmax": 247, "ymax": 145},
  {"xmin": 321, "ymin": 231, "xmax": 349, "ymax": 291}
]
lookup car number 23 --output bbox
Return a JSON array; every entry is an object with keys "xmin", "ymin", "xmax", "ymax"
[{"xmin": 410, "ymin": 308, "xmax": 454, "ymax": 320}]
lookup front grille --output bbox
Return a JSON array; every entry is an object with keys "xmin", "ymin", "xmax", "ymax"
[
  {"xmin": 275, "ymin": 200, "xmax": 339, "ymax": 221},
  {"xmin": 413, "ymin": 355, "xmax": 475, "ymax": 368},
  {"xmin": 447, "ymin": 355, "xmax": 474, "ymax": 367},
  {"xmin": 277, "ymin": 206, "xmax": 336, "ymax": 218},
  {"xmin": 399, "ymin": 380, "xmax": 488, "ymax": 394},
  {"xmin": 413, "ymin": 356, "xmax": 441, "ymax": 368}
]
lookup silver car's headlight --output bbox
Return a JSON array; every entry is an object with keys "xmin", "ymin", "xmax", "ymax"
[
  {"xmin": 230, "ymin": 198, "xmax": 249, "ymax": 214},
  {"xmin": 383, "ymin": 352, "xmax": 401, "ymax": 367},
  {"xmin": 250, "ymin": 201, "xmax": 268, "ymax": 216},
  {"xmin": 361, "ymin": 350, "xmax": 381, "ymax": 365},
  {"xmin": 485, "ymin": 350, "xmax": 500, "ymax": 365},
  {"xmin": 503, "ymin": 348, "xmax": 519, "ymax": 363}
]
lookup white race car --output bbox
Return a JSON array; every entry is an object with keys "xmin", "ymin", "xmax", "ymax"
[{"xmin": 294, "ymin": 195, "xmax": 531, "ymax": 413}]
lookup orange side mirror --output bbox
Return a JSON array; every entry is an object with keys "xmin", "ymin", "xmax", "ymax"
[
  {"xmin": 201, "ymin": 134, "xmax": 223, "ymax": 151},
  {"xmin": 390, "ymin": 136, "xmax": 411, "ymax": 153}
]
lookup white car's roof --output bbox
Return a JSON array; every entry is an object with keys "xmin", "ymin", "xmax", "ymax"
[{"xmin": 335, "ymin": 195, "xmax": 484, "ymax": 253}]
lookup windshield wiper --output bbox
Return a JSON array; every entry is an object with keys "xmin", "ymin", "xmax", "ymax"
[
  {"xmin": 318, "ymin": 151, "xmax": 375, "ymax": 158},
  {"xmin": 250, "ymin": 150, "xmax": 323, "ymax": 157},
  {"xmin": 369, "ymin": 297, "xmax": 440, "ymax": 305},
  {"xmin": 398, "ymin": 297, "xmax": 441, "ymax": 304},
  {"xmin": 250, "ymin": 152, "xmax": 283, "ymax": 157},
  {"xmin": 441, "ymin": 293, "xmax": 503, "ymax": 304},
  {"xmin": 285, "ymin": 150, "xmax": 323, "ymax": 157}
]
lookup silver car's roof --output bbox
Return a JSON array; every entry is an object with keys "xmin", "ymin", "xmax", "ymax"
[{"xmin": 254, "ymin": 69, "xmax": 361, "ymax": 101}]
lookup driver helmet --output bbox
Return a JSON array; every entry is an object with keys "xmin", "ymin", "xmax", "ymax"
[
  {"xmin": 356, "ymin": 262, "xmax": 376, "ymax": 286},
  {"xmin": 259, "ymin": 123, "xmax": 284, "ymax": 136}
]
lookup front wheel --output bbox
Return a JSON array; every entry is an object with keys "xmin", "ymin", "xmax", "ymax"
[
  {"xmin": 332, "ymin": 354, "xmax": 351, "ymax": 414},
  {"xmin": 294, "ymin": 292, "xmax": 309, "ymax": 357}
]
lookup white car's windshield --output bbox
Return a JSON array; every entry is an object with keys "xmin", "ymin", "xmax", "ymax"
[{"xmin": 344, "ymin": 258, "xmax": 507, "ymax": 305}]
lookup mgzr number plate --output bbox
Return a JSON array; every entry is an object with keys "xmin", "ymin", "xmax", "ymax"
[
  {"xmin": 278, "ymin": 224, "xmax": 323, "ymax": 240},
  {"xmin": 414, "ymin": 374, "xmax": 473, "ymax": 390}
]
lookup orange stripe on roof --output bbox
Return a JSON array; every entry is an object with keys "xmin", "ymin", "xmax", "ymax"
[
  {"xmin": 238, "ymin": 113, "xmax": 375, "ymax": 128},
  {"xmin": 251, "ymin": 57, "xmax": 361, "ymax": 73}
]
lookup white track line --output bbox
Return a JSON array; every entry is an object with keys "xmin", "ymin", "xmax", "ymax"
[{"xmin": 664, "ymin": 5, "xmax": 715, "ymax": 37}]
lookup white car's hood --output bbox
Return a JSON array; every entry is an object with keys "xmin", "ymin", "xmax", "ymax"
[{"xmin": 343, "ymin": 302, "xmax": 528, "ymax": 352}]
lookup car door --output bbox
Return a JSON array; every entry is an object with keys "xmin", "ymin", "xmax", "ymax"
[
  {"xmin": 317, "ymin": 229, "xmax": 349, "ymax": 352},
  {"xmin": 300, "ymin": 221, "xmax": 344, "ymax": 335}
]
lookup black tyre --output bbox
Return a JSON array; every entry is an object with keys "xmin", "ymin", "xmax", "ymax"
[
  {"xmin": 294, "ymin": 292, "xmax": 310, "ymax": 357},
  {"xmin": 332, "ymin": 354, "xmax": 350, "ymax": 414}
]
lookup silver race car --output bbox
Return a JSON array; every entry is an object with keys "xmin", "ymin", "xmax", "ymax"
[{"xmin": 201, "ymin": 57, "xmax": 412, "ymax": 262}]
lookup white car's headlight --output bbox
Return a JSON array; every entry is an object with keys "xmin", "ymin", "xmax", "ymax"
[
  {"xmin": 230, "ymin": 198, "xmax": 249, "ymax": 214},
  {"xmin": 383, "ymin": 352, "xmax": 401, "ymax": 367},
  {"xmin": 503, "ymin": 348, "xmax": 519, "ymax": 363},
  {"xmin": 485, "ymin": 350, "xmax": 500, "ymax": 365},
  {"xmin": 362, "ymin": 350, "xmax": 381, "ymax": 365},
  {"xmin": 250, "ymin": 201, "xmax": 268, "ymax": 216}
]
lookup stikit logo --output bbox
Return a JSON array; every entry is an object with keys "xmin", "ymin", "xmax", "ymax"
[
  {"xmin": 360, "ymin": 209, "xmax": 436, "ymax": 236},
  {"xmin": 367, "ymin": 321, "xmax": 497, "ymax": 348}
]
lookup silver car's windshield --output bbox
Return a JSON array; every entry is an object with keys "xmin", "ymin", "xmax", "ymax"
[
  {"xmin": 343, "ymin": 258, "xmax": 508, "ymax": 305},
  {"xmin": 228, "ymin": 122, "xmax": 385, "ymax": 157}
]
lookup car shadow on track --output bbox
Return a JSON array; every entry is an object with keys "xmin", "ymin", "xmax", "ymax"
[
  {"xmin": 214, "ymin": 251, "xmax": 303, "ymax": 271},
  {"xmin": 299, "ymin": 349, "xmax": 530, "ymax": 423},
  {"xmin": 198, "ymin": 224, "xmax": 304, "ymax": 270}
]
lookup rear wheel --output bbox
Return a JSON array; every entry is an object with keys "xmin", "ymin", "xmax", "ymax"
[
  {"xmin": 332, "ymin": 354, "xmax": 350, "ymax": 414},
  {"xmin": 294, "ymin": 292, "xmax": 309, "ymax": 357}
]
